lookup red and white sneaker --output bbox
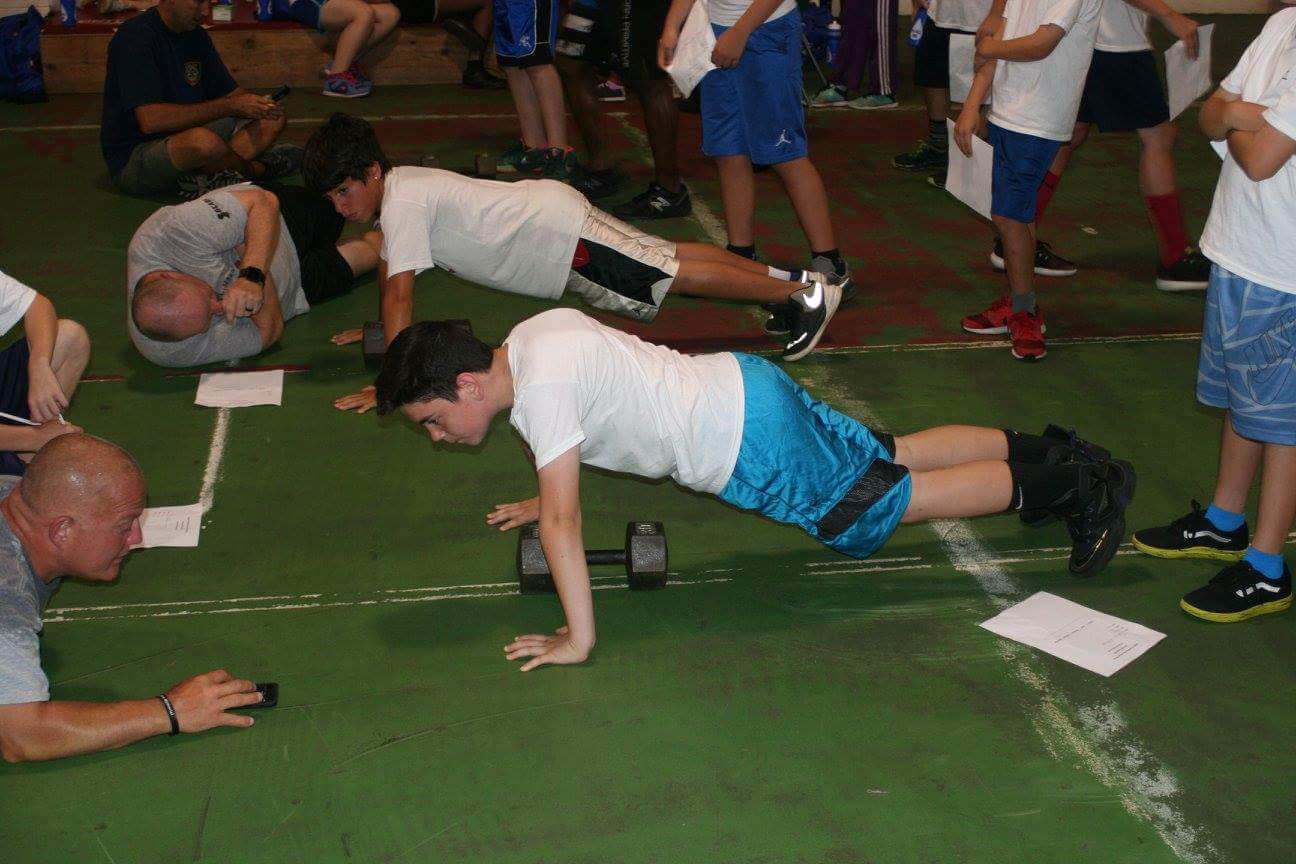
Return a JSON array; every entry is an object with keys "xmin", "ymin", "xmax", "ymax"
[
  {"xmin": 962, "ymin": 294, "xmax": 1012, "ymax": 335},
  {"xmin": 1009, "ymin": 309, "xmax": 1047, "ymax": 361}
]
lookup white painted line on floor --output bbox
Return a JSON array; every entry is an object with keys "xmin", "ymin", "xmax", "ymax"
[{"xmin": 199, "ymin": 407, "xmax": 231, "ymax": 514}]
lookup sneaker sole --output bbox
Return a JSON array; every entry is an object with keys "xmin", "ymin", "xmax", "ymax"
[
  {"xmin": 783, "ymin": 285, "xmax": 842, "ymax": 362},
  {"xmin": 1155, "ymin": 278, "xmax": 1208, "ymax": 292},
  {"xmin": 812, "ymin": 102, "xmax": 854, "ymax": 109},
  {"xmin": 1180, "ymin": 594, "xmax": 1292, "ymax": 622},
  {"xmin": 891, "ymin": 160, "xmax": 943, "ymax": 171},
  {"xmin": 851, "ymin": 103, "xmax": 899, "ymax": 110},
  {"xmin": 1011, "ymin": 347, "xmax": 1047, "ymax": 361},
  {"xmin": 322, "ymin": 90, "xmax": 370, "ymax": 98},
  {"xmin": 1129, "ymin": 536, "xmax": 1246, "ymax": 562},
  {"xmin": 989, "ymin": 252, "xmax": 1077, "ymax": 277}
]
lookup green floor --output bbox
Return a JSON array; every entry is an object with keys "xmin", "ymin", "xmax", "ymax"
[{"xmin": 0, "ymin": 14, "xmax": 1293, "ymax": 864}]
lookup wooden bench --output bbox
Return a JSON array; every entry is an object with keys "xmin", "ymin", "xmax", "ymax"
[{"xmin": 41, "ymin": 3, "xmax": 472, "ymax": 94}]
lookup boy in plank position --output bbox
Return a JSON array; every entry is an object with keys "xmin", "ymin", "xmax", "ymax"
[
  {"xmin": 374, "ymin": 309, "xmax": 1135, "ymax": 670},
  {"xmin": 301, "ymin": 114, "xmax": 844, "ymax": 413},
  {"xmin": 1130, "ymin": 3, "xmax": 1296, "ymax": 621},
  {"xmin": 955, "ymin": 0, "xmax": 1102, "ymax": 361}
]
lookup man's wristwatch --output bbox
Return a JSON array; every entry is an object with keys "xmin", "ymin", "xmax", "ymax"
[{"xmin": 237, "ymin": 266, "xmax": 266, "ymax": 286}]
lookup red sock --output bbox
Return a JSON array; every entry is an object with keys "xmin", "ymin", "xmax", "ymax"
[
  {"xmin": 1145, "ymin": 191, "xmax": 1190, "ymax": 267},
  {"xmin": 1034, "ymin": 171, "xmax": 1062, "ymax": 225}
]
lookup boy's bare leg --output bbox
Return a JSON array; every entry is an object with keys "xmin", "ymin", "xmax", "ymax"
[
  {"xmin": 1253, "ymin": 443, "xmax": 1296, "ymax": 555},
  {"xmin": 672, "ymin": 261, "xmax": 800, "ymax": 304},
  {"xmin": 1136, "ymin": 121, "xmax": 1178, "ymax": 197},
  {"xmin": 893, "ymin": 425, "xmax": 1009, "ymax": 472},
  {"xmin": 505, "ymin": 68, "xmax": 548, "ymax": 148},
  {"xmin": 557, "ymin": 56, "xmax": 608, "ymax": 169},
  {"xmin": 363, "ymin": 1, "xmax": 401, "ymax": 53},
  {"xmin": 50, "ymin": 320, "xmax": 91, "ymax": 402},
  {"xmin": 526, "ymin": 65, "xmax": 568, "ymax": 149},
  {"xmin": 993, "ymin": 215, "xmax": 1035, "ymax": 300},
  {"xmin": 674, "ymin": 242, "xmax": 775, "ymax": 274},
  {"xmin": 227, "ymin": 116, "xmax": 288, "ymax": 165},
  {"xmin": 337, "ymin": 231, "xmax": 383, "ymax": 276},
  {"xmin": 770, "ymin": 157, "xmax": 835, "ymax": 252},
  {"xmin": 902, "ymin": 461, "xmax": 1014, "ymax": 523},
  {"xmin": 1210, "ymin": 414, "xmax": 1263, "ymax": 513},
  {"xmin": 715, "ymin": 155, "xmax": 756, "ymax": 247},
  {"xmin": 639, "ymin": 77, "xmax": 681, "ymax": 191}
]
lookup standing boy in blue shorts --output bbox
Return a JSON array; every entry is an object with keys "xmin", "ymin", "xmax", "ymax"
[
  {"xmin": 373, "ymin": 309, "xmax": 1135, "ymax": 670},
  {"xmin": 1130, "ymin": 3, "xmax": 1296, "ymax": 621},
  {"xmin": 954, "ymin": 0, "xmax": 1101, "ymax": 361},
  {"xmin": 659, "ymin": 0, "xmax": 851, "ymax": 336},
  {"xmin": 495, "ymin": 0, "xmax": 573, "ymax": 178}
]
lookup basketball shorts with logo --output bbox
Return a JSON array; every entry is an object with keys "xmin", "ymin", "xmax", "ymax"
[
  {"xmin": 557, "ymin": 0, "xmax": 667, "ymax": 84},
  {"xmin": 1077, "ymin": 50, "xmax": 1170, "ymax": 132},
  {"xmin": 1196, "ymin": 264, "xmax": 1296, "ymax": 445},
  {"xmin": 494, "ymin": 0, "xmax": 558, "ymax": 67},
  {"xmin": 564, "ymin": 206, "xmax": 679, "ymax": 322},
  {"xmin": 701, "ymin": 10, "xmax": 808, "ymax": 165},
  {"xmin": 718, "ymin": 353, "xmax": 912, "ymax": 559}
]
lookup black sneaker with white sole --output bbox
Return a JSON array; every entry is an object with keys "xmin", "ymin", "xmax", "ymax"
[
  {"xmin": 1131, "ymin": 500, "xmax": 1248, "ymax": 562},
  {"xmin": 610, "ymin": 182, "xmax": 692, "ymax": 219},
  {"xmin": 1180, "ymin": 560, "xmax": 1292, "ymax": 622},
  {"xmin": 1019, "ymin": 425, "xmax": 1112, "ymax": 528},
  {"xmin": 1155, "ymin": 248, "xmax": 1210, "ymax": 292},
  {"xmin": 991, "ymin": 239, "xmax": 1078, "ymax": 277},
  {"xmin": 257, "ymin": 143, "xmax": 303, "ymax": 181},
  {"xmin": 782, "ymin": 279, "xmax": 842, "ymax": 361},
  {"xmin": 571, "ymin": 165, "xmax": 627, "ymax": 200},
  {"xmin": 178, "ymin": 169, "xmax": 246, "ymax": 200},
  {"xmin": 1064, "ymin": 459, "xmax": 1137, "ymax": 576}
]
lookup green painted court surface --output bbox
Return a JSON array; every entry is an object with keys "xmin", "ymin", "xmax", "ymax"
[{"xmin": 1, "ymin": 15, "xmax": 1293, "ymax": 863}]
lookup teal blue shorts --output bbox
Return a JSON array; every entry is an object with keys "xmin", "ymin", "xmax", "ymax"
[{"xmin": 718, "ymin": 354, "xmax": 912, "ymax": 559}]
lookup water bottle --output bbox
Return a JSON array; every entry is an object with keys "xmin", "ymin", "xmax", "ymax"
[
  {"xmin": 256, "ymin": 0, "xmax": 273, "ymax": 22},
  {"xmin": 60, "ymin": 0, "xmax": 76, "ymax": 27},
  {"xmin": 825, "ymin": 20, "xmax": 842, "ymax": 66},
  {"xmin": 908, "ymin": 7, "xmax": 930, "ymax": 48}
]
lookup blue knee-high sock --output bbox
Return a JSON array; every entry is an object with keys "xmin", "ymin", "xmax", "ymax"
[
  {"xmin": 1243, "ymin": 547, "xmax": 1286, "ymax": 581},
  {"xmin": 1205, "ymin": 504, "xmax": 1245, "ymax": 533}
]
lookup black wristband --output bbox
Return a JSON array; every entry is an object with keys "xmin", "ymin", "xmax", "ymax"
[
  {"xmin": 157, "ymin": 694, "xmax": 180, "ymax": 736},
  {"xmin": 238, "ymin": 266, "xmax": 266, "ymax": 286}
]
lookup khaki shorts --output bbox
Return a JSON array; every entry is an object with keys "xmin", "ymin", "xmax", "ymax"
[
  {"xmin": 565, "ymin": 207, "xmax": 679, "ymax": 323},
  {"xmin": 113, "ymin": 117, "xmax": 245, "ymax": 195}
]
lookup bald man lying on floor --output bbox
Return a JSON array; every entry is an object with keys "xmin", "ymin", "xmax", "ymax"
[
  {"xmin": 128, "ymin": 182, "xmax": 381, "ymax": 368},
  {"xmin": 0, "ymin": 434, "xmax": 264, "ymax": 763}
]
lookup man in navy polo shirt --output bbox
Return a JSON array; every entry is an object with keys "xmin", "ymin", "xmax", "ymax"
[{"xmin": 100, "ymin": 0, "xmax": 300, "ymax": 197}]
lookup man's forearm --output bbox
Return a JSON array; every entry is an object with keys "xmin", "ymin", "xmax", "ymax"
[
  {"xmin": 0, "ymin": 699, "xmax": 169, "ymax": 763},
  {"xmin": 134, "ymin": 94, "xmax": 236, "ymax": 137},
  {"xmin": 251, "ymin": 273, "xmax": 285, "ymax": 348},
  {"xmin": 240, "ymin": 190, "xmax": 281, "ymax": 273}
]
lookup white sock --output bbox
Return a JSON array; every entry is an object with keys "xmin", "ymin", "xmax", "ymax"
[{"xmin": 767, "ymin": 266, "xmax": 800, "ymax": 281}]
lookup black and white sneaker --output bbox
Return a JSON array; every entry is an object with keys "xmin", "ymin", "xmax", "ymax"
[
  {"xmin": 1155, "ymin": 248, "xmax": 1210, "ymax": 292},
  {"xmin": 991, "ymin": 239, "xmax": 1078, "ymax": 277},
  {"xmin": 257, "ymin": 143, "xmax": 304, "ymax": 181},
  {"xmin": 1019, "ymin": 425, "xmax": 1112, "ymax": 528},
  {"xmin": 1131, "ymin": 500, "xmax": 1248, "ymax": 562},
  {"xmin": 178, "ymin": 169, "xmax": 246, "ymax": 200},
  {"xmin": 782, "ymin": 278, "xmax": 842, "ymax": 361},
  {"xmin": 610, "ymin": 182, "xmax": 692, "ymax": 220},
  {"xmin": 571, "ymin": 165, "xmax": 627, "ymax": 200},
  {"xmin": 1180, "ymin": 560, "xmax": 1291, "ymax": 622},
  {"xmin": 763, "ymin": 270, "xmax": 825, "ymax": 337},
  {"xmin": 1064, "ymin": 459, "xmax": 1137, "ymax": 576}
]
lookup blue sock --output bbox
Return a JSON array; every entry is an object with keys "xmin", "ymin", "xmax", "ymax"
[
  {"xmin": 1243, "ymin": 547, "xmax": 1286, "ymax": 581},
  {"xmin": 1204, "ymin": 504, "xmax": 1245, "ymax": 533}
]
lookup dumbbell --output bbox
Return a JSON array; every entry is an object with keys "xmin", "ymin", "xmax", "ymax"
[
  {"xmin": 516, "ymin": 521, "xmax": 668, "ymax": 594},
  {"xmin": 420, "ymin": 154, "xmax": 440, "ymax": 169},
  {"xmin": 361, "ymin": 320, "xmax": 385, "ymax": 369},
  {"xmin": 473, "ymin": 153, "xmax": 497, "ymax": 179}
]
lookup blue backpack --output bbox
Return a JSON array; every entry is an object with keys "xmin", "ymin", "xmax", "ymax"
[{"xmin": 0, "ymin": 6, "xmax": 47, "ymax": 103}]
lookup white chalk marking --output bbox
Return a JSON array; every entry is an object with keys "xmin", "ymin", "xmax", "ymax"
[{"xmin": 199, "ymin": 407, "xmax": 231, "ymax": 514}]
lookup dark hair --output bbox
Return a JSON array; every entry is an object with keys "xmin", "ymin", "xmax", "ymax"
[
  {"xmin": 302, "ymin": 113, "xmax": 392, "ymax": 195},
  {"xmin": 375, "ymin": 321, "xmax": 496, "ymax": 415}
]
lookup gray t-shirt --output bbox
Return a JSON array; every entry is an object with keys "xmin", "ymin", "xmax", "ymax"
[
  {"xmin": 126, "ymin": 184, "xmax": 310, "ymax": 368},
  {"xmin": 0, "ymin": 477, "xmax": 60, "ymax": 705}
]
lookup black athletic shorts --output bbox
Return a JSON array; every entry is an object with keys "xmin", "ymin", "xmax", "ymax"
[
  {"xmin": 557, "ymin": 0, "xmax": 667, "ymax": 85},
  {"xmin": 914, "ymin": 22, "xmax": 972, "ymax": 90},
  {"xmin": 1077, "ymin": 50, "xmax": 1170, "ymax": 132},
  {"xmin": 260, "ymin": 183, "xmax": 354, "ymax": 305},
  {"xmin": 0, "ymin": 338, "xmax": 31, "ymax": 476},
  {"xmin": 391, "ymin": 0, "xmax": 438, "ymax": 25}
]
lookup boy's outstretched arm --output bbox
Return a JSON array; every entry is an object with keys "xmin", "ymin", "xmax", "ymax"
[
  {"xmin": 979, "ymin": 24, "xmax": 1065, "ymax": 63},
  {"xmin": 333, "ymin": 267, "xmax": 414, "ymax": 414},
  {"xmin": 504, "ymin": 446, "xmax": 597, "ymax": 671}
]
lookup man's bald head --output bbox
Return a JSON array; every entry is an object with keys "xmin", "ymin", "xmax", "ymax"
[{"xmin": 132, "ymin": 273, "xmax": 218, "ymax": 342}]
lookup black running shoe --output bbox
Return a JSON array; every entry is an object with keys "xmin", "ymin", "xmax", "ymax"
[
  {"xmin": 571, "ymin": 165, "xmax": 627, "ymax": 200},
  {"xmin": 256, "ymin": 143, "xmax": 303, "ymax": 181},
  {"xmin": 926, "ymin": 168, "xmax": 947, "ymax": 189},
  {"xmin": 1155, "ymin": 247, "xmax": 1210, "ymax": 292},
  {"xmin": 892, "ymin": 141, "xmax": 948, "ymax": 172},
  {"xmin": 611, "ymin": 182, "xmax": 692, "ymax": 219},
  {"xmin": 1180, "ymin": 560, "xmax": 1292, "ymax": 622},
  {"xmin": 991, "ymin": 239, "xmax": 1078, "ymax": 277},
  {"xmin": 1019, "ymin": 425, "xmax": 1113, "ymax": 528},
  {"xmin": 1065, "ymin": 459, "xmax": 1136, "ymax": 576},
  {"xmin": 762, "ymin": 301, "xmax": 795, "ymax": 337},
  {"xmin": 1131, "ymin": 500, "xmax": 1248, "ymax": 562},
  {"xmin": 462, "ymin": 59, "xmax": 507, "ymax": 90},
  {"xmin": 783, "ymin": 278, "xmax": 842, "ymax": 361}
]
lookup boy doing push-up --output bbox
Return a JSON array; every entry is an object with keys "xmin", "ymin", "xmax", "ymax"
[
  {"xmin": 374, "ymin": 309, "xmax": 1135, "ymax": 670},
  {"xmin": 301, "ymin": 114, "xmax": 846, "ymax": 413}
]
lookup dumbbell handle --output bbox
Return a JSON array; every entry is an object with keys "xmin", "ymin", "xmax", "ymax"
[{"xmin": 585, "ymin": 549, "xmax": 626, "ymax": 566}]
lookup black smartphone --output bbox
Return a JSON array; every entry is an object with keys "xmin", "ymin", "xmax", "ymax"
[
  {"xmin": 251, "ymin": 682, "xmax": 279, "ymax": 709},
  {"xmin": 270, "ymin": 85, "xmax": 291, "ymax": 103}
]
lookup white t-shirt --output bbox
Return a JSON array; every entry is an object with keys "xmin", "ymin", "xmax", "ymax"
[
  {"xmin": 506, "ymin": 309, "xmax": 744, "ymax": 496},
  {"xmin": 932, "ymin": 0, "xmax": 994, "ymax": 34},
  {"xmin": 0, "ymin": 270, "xmax": 37, "ymax": 336},
  {"xmin": 988, "ymin": 0, "xmax": 1103, "ymax": 142},
  {"xmin": 706, "ymin": 0, "xmax": 795, "ymax": 28},
  {"xmin": 1095, "ymin": 0, "xmax": 1152, "ymax": 53},
  {"xmin": 379, "ymin": 167, "xmax": 588, "ymax": 301},
  {"xmin": 1200, "ymin": 9, "xmax": 1296, "ymax": 295}
]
